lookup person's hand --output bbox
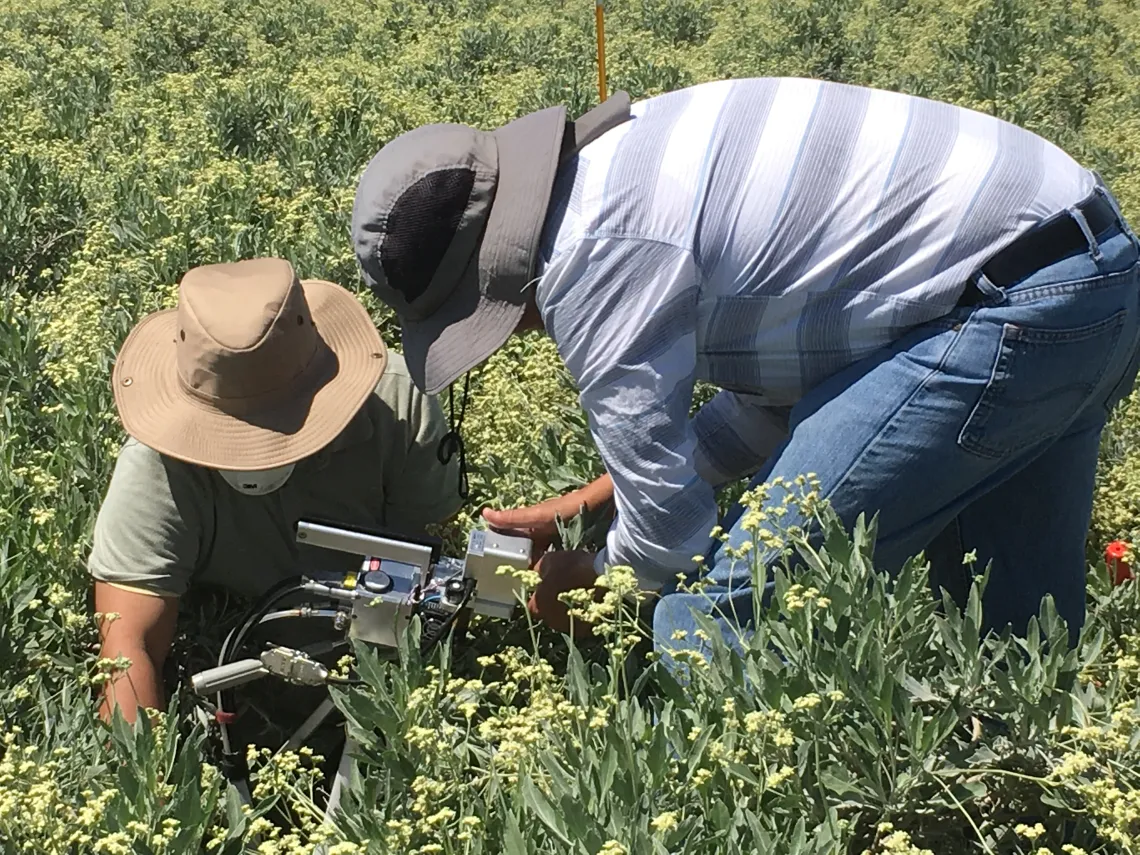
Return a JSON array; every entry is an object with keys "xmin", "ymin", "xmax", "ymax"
[
  {"xmin": 527, "ymin": 549, "xmax": 603, "ymax": 637},
  {"xmin": 482, "ymin": 494, "xmax": 576, "ymax": 556},
  {"xmin": 482, "ymin": 475, "xmax": 615, "ymax": 558}
]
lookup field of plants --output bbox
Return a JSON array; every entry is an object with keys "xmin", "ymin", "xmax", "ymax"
[{"xmin": 4, "ymin": 0, "xmax": 1140, "ymax": 852}]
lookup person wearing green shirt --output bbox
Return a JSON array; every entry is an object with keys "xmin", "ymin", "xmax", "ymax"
[{"xmin": 88, "ymin": 257, "xmax": 461, "ymax": 723}]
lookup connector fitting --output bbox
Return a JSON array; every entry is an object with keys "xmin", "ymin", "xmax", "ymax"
[{"xmin": 261, "ymin": 647, "xmax": 330, "ymax": 686}]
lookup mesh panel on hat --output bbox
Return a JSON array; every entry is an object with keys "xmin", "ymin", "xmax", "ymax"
[{"xmin": 380, "ymin": 167, "xmax": 475, "ymax": 304}]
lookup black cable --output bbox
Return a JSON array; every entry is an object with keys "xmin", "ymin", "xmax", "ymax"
[
  {"xmin": 212, "ymin": 580, "xmax": 311, "ymax": 782},
  {"xmin": 437, "ymin": 372, "xmax": 471, "ymax": 501},
  {"xmin": 218, "ymin": 577, "xmax": 307, "ymax": 668},
  {"xmin": 221, "ymin": 583, "xmax": 309, "ymax": 671},
  {"xmin": 217, "ymin": 584, "xmax": 309, "ymax": 721},
  {"xmin": 419, "ymin": 585, "xmax": 475, "ymax": 658},
  {"xmin": 208, "ymin": 571, "xmax": 470, "ymax": 783},
  {"xmin": 326, "ymin": 675, "xmax": 364, "ymax": 686}
]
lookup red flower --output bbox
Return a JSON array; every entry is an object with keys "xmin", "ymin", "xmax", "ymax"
[{"xmin": 1106, "ymin": 541, "xmax": 1133, "ymax": 586}]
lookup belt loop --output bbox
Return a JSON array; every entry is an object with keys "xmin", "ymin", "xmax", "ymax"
[
  {"xmin": 1094, "ymin": 173, "xmax": 1139, "ymax": 246},
  {"xmin": 1068, "ymin": 204, "xmax": 1105, "ymax": 266},
  {"xmin": 966, "ymin": 268, "xmax": 1006, "ymax": 306}
]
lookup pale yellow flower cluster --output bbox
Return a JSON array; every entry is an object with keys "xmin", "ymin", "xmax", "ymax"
[
  {"xmin": 792, "ymin": 692, "xmax": 822, "ymax": 711},
  {"xmin": 650, "ymin": 811, "xmax": 679, "ymax": 833},
  {"xmin": 457, "ymin": 333, "xmax": 589, "ymax": 525},
  {"xmin": 1042, "ymin": 685, "xmax": 1140, "ymax": 849},
  {"xmin": 401, "ymin": 642, "xmax": 605, "ymax": 820},
  {"xmin": 247, "ymin": 745, "xmax": 326, "ymax": 802},
  {"xmin": 5, "ymin": 0, "xmax": 1140, "ymax": 851},
  {"xmin": 214, "ymin": 746, "xmax": 364, "ymax": 854},
  {"xmin": 678, "ymin": 472, "xmax": 827, "ymax": 597},
  {"xmin": 562, "ymin": 564, "xmax": 645, "ymax": 654},
  {"xmin": 371, "ymin": 775, "xmax": 487, "ymax": 850},
  {"xmin": 0, "ymin": 726, "xmax": 164, "ymax": 853},
  {"xmin": 765, "ymin": 765, "xmax": 796, "ymax": 788},
  {"xmin": 1092, "ymin": 390, "xmax": 1140, "ymax": 545},
  {"xmin": 858, "ymin": 823, "xmax": 935, "ymax": 855},
  {"xmin": 494, "ymin": 562, "xmax": 541, "ymax": 594},
  {"xmin": 783, "ymin": 584, "xmax": 830, "ymax": 612},
  {"xmin": 1015, "ymin": 823, "xmax": 1046, "ymax": 841},
  {"xmin": 742, "ymin": 709, "xmax": 795, "ymax": 746}
]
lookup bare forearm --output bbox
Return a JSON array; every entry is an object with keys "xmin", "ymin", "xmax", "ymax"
[
  {"xmin": 98, "ymin": 644, "xmax": 166, "ymax": 724},
  {"xmin": 93, "ymin": 583, "xmax": 178, "ymax": 724},
  {"xmin": 482, "ymin": 473, "xmax": 617, "ymax": 556},
  {"xmin": 534, "ymin": 473, "xmax": 615, "ymax": 525},
  {"xmin": 578, "ymin": 473, "xmax": 614, "ymax": 512}
]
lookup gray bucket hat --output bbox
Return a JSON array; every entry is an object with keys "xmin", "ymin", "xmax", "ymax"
[{"xmin": 351, "ymin": 93, "xmax": 632, "ymax": 395}]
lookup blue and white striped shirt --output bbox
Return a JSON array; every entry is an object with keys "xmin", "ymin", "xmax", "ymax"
[{"xmin": 533, "ymin": 77, "xmax": 1096, "ymax": 587}]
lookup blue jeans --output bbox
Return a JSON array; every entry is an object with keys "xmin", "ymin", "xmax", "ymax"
[{"xmin": 654, "ymin": 183, "xmax": 1140, "ymax": 667}]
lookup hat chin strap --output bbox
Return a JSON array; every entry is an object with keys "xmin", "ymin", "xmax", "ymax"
[
  {"xmin": 437, "ymin": 372, "xmax": 471, "ymax": 502},
  {"xmin": 218, "ymin": 463, "xmax": 297, "ymax": 496}
]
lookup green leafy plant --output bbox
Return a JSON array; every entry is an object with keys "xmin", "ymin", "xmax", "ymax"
[{"xmin": 4, "ymin": 0, "xmax": 1140, "ymax": 851}]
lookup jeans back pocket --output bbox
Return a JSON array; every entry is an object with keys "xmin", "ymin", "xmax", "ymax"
[{"xmin": 958, "ymin": 310, "xmax": 1127, "ymax": 459}]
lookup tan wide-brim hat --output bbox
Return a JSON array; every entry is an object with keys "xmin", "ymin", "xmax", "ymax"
[{"xmin": 112, "ymin": 257, "xmax": 387, "ymax": 471}]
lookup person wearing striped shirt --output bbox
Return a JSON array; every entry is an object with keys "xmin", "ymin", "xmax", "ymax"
[{"xmin": 352, "ymin": 77, "xmax": 1140, "ymax": 665}]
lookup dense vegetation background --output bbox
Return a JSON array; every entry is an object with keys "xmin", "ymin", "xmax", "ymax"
[{"xmin": 4, "ymin": 0, "xmax": 1140, "ymax": 852}]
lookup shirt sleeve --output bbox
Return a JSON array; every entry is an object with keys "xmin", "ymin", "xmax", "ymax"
[
  {"xmin": 87, "ymin": 439, "xmax": 212, "ymax": 598},
  {"xmin": 692, "ymin": 392, "xmax": 791, "ymax": 488},
  {"xmin": 375, "ymin": 358, "xmax": 464, "ymax": 533},
  {"xmin": 539, "ymin": 236, "xmax": 713, "ymax": 589}
]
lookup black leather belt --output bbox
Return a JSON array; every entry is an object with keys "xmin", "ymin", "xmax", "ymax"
[{"xmin": 958, "ymin": 192, "xmax": 1119, "ymax": 306}]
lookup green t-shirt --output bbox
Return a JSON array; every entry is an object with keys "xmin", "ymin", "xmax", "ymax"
[{"xmin": 88, "ymin": 354, "xmax": 463, "ymax": 599}]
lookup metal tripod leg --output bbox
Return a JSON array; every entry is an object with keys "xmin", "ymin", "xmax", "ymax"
[
  {"xmin": 312, "ymin": 732, "xmax": 357, "ymax": 855},
  {"xmin": 324, "ymin": 733, "xmax": 356, "ymax": 821},
  {"xmin": 282, "ymin": 696, "xmax": 338, "ymax": 753}
]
